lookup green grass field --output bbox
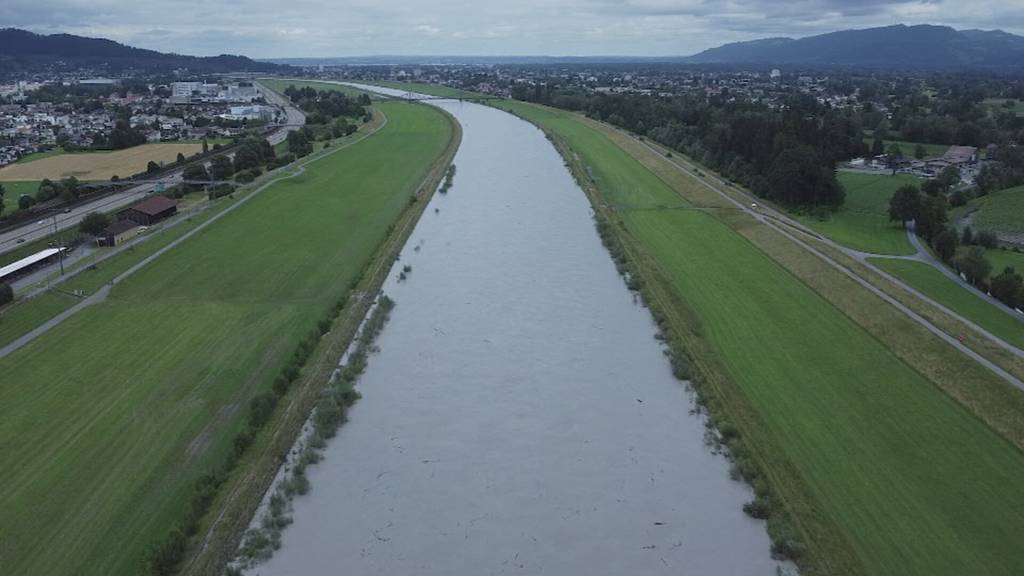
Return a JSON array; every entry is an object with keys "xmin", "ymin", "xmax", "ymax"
[
  {"xmin": 496, "ymin": 99, "xmax": 1024, "ymax": 576},
  {"xmin": 870, "ymin": 258, "xmax": 1024, "ymax": 349},
  {"xmin": 797, "ymin": 171, "xmax": 918, "ymax": 255},
  {"xmin": 1, "ymin": 180, "xmax": 39, "ymax": 215},
  {"xmin": 863, "ymin": 137, "xmax": 949, "ymax": 159},
  {"xmin": 0, "ymin": 101, "xmax": 453, "ymax": 576},
  {"xmin": 968, "ymin": 185, "xmax": 1024, "ymax": 235},
  {"xmin": 986, "ymin": 248, "xmax": 1024, "ymax": 273},
  {"xmin": 984, "ymin": 98, "xmax": 1024, "ymax": 117},
  {"xmin": 259, "ymin": 77, "xmax": 375, "ymax": 99}
]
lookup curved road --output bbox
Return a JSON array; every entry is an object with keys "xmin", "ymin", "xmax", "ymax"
[{"xmin": 0, "ymin": 80, "xmax": 305, "ymax": 256}]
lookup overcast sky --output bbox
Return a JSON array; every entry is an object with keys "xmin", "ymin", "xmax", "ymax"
[{"xmin": 3, "ymin": 0, "xmax": 1024, "ymax": 58}]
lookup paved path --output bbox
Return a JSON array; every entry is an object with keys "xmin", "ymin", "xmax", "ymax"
[
  {"xmin": 626, "ymin": 135, "xmax": 1024, "ymax": 391},
  {"xmin": 0, "ymin": 113, "xmax": 388, "ymax": 362}
]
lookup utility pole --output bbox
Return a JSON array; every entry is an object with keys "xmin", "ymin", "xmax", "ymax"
[{"xmin": 52, "ymin": 214, "xmax": 64, "ymax": 276}]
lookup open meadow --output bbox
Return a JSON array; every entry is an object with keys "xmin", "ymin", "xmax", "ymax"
[
  {"xmin": 966, "ymin": 184, "xmax": 1024, "ymax": 235},
  {"xmin": 0, "ymin": 143, "xmax": 203, "ymax": 182},
  {"xmin": 0, "ymin": 101, "xmax": 453, "ymax": 576},
  {"xmin": 494, "ymin": 98, "xmax": 1024, "ymax": 576},
  {"xmin": 797, "ymin": 171, "xmax": 918, "ymax": 255}
]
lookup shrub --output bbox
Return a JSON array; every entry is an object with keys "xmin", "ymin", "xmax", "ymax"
[{"xmin": 0, "ymin": 283, "xmax": 13, "ymax": 306}]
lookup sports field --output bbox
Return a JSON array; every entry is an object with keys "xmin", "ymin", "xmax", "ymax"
[
  {"xmin": 870, "ymin": 257, "xmax": 1024, "ymax": 349},
  {"xmin": 0, "ymin": 101, "xmax": 453, "ymax": 576},
  {"xmin": 0, "ymin": 143, "xmax": 202, "ymax": 182},
  {"xmin": 798, "ymin": 171, "xmax": 918, "ymax": 255},
  {"xmin": 495, "ymin": 99, "xmax": 1024, "ymax": 576}
]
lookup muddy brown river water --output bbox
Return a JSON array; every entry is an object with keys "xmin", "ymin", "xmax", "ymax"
[{"xmin": 249, "ymin": 86, "xmax": 786, "ymax": 575}]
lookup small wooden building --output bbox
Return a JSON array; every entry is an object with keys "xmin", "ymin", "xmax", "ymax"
[
  {"xmin": 99, "ymin": 220, "xmax": 141, "ymax": 247},
  {"xmin": 122, "ymin": 196, "xmax": 178, "ymax": 226}
]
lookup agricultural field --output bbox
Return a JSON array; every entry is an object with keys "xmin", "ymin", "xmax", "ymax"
[
  {"xmin": 0, "ymin": 101, "xmax": 453, "ymax": 576},
  {"xmin": 965, "ymin": 185, "xmax": 1024, "ymax": 235},
  {"xmin": 870, "ymin": 257, "xmax": 1024, "ymax": 349},
  {"xmin": 495, "ymin": 99, "xmax": 1024, "ymax": 576},
  {"xmin": 986, "ymin": 248, "xmax": 1024, "ymax": 273},
  {"xmin": 0, "ymin": 142, "xmax": 203, "ymax": 182},
  {"xmin": 798, "ymin": 171, "xmax": 918, "ymax": 255}
]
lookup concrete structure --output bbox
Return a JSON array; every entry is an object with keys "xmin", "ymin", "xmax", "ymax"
[
  {"xmin": 0, "ymin": 247, "xmax": 66, "ymax": 282},
  {"xmin": 121, "ymin": 196, "xmax": 177, "ymax": 226},
  {"xmin": 99, "ymin": 220, "xmax": 141, "ymax": 247}
]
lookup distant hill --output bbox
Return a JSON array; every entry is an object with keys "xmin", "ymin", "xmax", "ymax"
[
  {"xmin": 0, "ymin": 28, "xmax": 288, "ymax": 76},
  {"xmin": 686, "ymin": 24, "xmax": 1024, "ymax": 69}
]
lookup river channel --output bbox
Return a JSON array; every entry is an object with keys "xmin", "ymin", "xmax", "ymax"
[{"xmin": 251, "ymin": 86, "xmax": 785, "ymax": 575}]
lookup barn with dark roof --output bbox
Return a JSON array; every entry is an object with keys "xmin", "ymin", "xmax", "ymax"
[{"xmin": 121, "ymin": 196, "xmax": 178, "ymax": 226}]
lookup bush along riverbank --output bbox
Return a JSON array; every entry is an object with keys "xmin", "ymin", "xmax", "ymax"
[
  {"xmin": 537, "ymin": 125, "xmax": 814, "ymax": 570},
  {"xmin": 439, "ymin": 164, "xmax": 456, "ymax": 193},
  {"xmin": 227, "ymin": 295, "xmax": 396, "ymax": 572}
]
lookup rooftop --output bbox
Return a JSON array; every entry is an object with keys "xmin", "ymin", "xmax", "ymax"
[{"xmin": 129, "ymin": 195, "xmax": 177, "ymax": 216}]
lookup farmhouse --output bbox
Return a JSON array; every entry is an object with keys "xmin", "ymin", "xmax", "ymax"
[
  {"xmin": 943, "ymin": 145, "xmax": 978, "ymax": 164},
  {"xmin": 121, "ymin": 196, "xmax": 177, "ymax": 226},
  {"xmin": 98, "ymin": 220, "xmax": 141, "ymax": 247}
]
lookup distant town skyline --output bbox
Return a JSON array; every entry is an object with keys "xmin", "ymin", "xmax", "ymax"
[{"xmin": 3, "ymin": 0, "xmax": 1024, "ymax": 58}]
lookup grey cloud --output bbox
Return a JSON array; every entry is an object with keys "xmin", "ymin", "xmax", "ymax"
[{"xmin": 3, "ymin": 0, "xmax": 1024, "ymax": 57}]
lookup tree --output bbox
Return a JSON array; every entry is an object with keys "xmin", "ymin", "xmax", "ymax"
[
  {"xmin": 938, "ymin": 165, "xmax": 961, "ymax": 189},
  {"xmin": 887, "ymin": 143, "xmax": 904, "ymax": 160},
  {"xmin": 146, "ymin": 160, "xmax": 160, "ymax": 174},
  {"xmin": 888, "ymin": 184, "xmax": 921, "ymax": 226},
  {"xmin": 176, "ymin": 152, "xmax": 186, "ymax": 163},
  {"xmin": 871, "ymin": 138, "xmax": 884, "ymax": 157},
  {"xmin": 202, "ymin": 139, "xmax": 209, "ymax": 154},
  {"xmin": 765, "ymin": 145, "xmax": 844, "ymax": 208},
  {"xmin": 286, "ymin": 130, "xmax": 312, "ymax": 157},
  {"xmin": 932, "ymin": 228, "xmax": 959, "ymax": 262},
  {"xmin": 990, "ymin": 268, "xmax": 1024, "ymax": 310},
  {"xmin": 210, "ymin": 155, "xmax": 234, "ymax": 181},
  {"xmin": 921, "ymin": 178, "xmax": 944, "ymax": 197},
  {"xmin": 976, "ymin": 230, "xmax": 998, "ymax": 249},
  {"xmin": 956, "ymin": 247, "xmax": 992, "ymax": 286},
  {"xmin": 914, "ymin": 143, "xmax": 927, "ymax": 159},
  {"xmin": 961, "ymin": 226, "xmax": 974, "ymax": 245},
  {"xmin": 915, "ymin": 195, "xmax": 948, "ymax": 241},
  {"xmin": 79, "ymin": 211, "xmax": 110, "ymax": 236},
  {"xmin": 0, "ymin": 283, "xmax": 13, "ymax": 307},
  {"xmin": 183, "ymin": 164, "xmax": 210, "ymax": 182},
  {"xmin": 18, "ymin": 194, "xmax": 34, "ymax": 210}
]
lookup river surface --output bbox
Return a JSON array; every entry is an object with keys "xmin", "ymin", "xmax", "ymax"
[{"xmin": 253, "ymin": 86, "xmax": 784, "ymax": 575}]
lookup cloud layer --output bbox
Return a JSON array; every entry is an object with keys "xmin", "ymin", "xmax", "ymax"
[{"xmin": 3, "ymin": 0, "xmax": 1023, "ymax": 58}]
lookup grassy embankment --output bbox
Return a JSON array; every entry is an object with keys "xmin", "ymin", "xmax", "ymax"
[
  {"xmin": 963, "ymin": 184, "xmax": 1024, "ymax": 235},
  {"xmin": 797, "ymin": 171, "xmax": 917, "ymax": 255},
  {"xmin": 0, "ymin": 100, "xmax": 454, "ymax": 576},
  {"xmin": 494, "ymin": 99, "xmax": 1024, "ymax": 576},
  {"xmin": 870, "ymin": 258, "xmax": 1024, "ymax": 348}
]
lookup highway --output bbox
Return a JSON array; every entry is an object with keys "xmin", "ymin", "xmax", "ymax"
[{"xmin": 0, "ymin": 79, "xmax": 305, "ymax": 256}]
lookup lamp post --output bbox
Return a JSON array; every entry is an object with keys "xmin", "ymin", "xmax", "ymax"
[{"xmin": 51, "ymin": 214, "xmax": 64, "ymax": 276}]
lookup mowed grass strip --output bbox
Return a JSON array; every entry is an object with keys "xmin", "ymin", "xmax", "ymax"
[
  {"xmin": 869, "ymin": 257, "xmax": 1024, "ymax": 349},
  {"xmin": 496, "ymin": 100, "xmax": 1024, "ymax": 576},
  {"xmin": 0, "ymin": 101, "xmax": 452, "ymax": 576},
  {"xmin": 797, "ymin": 171, "xmax": 917, "ymax": 255}
]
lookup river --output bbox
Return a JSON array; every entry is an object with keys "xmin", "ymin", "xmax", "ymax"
[{"xmin": 249, "ymin": 86, "xmax": 785, "ymax": 575}]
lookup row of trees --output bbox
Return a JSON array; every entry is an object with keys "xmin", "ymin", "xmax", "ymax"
[
  {"xmin": 283, "ymin": 85, "xmax": 370, "ymax": 125},
  {"xmin": 889, "ymin": 183, "xmax": 1023, "ymax": 310},
  {"xmin": 514, "ymin": 87, "xmax": 859, "ymax": 209}
]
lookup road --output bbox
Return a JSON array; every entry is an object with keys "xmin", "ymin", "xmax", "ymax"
[
  {"xmin": 0, "ymin": 80, "xmax": 305, "ymax": 257},
  {"xmin": 625, "ymin": 133, "xmax": 1024, "ymax": 391}
]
